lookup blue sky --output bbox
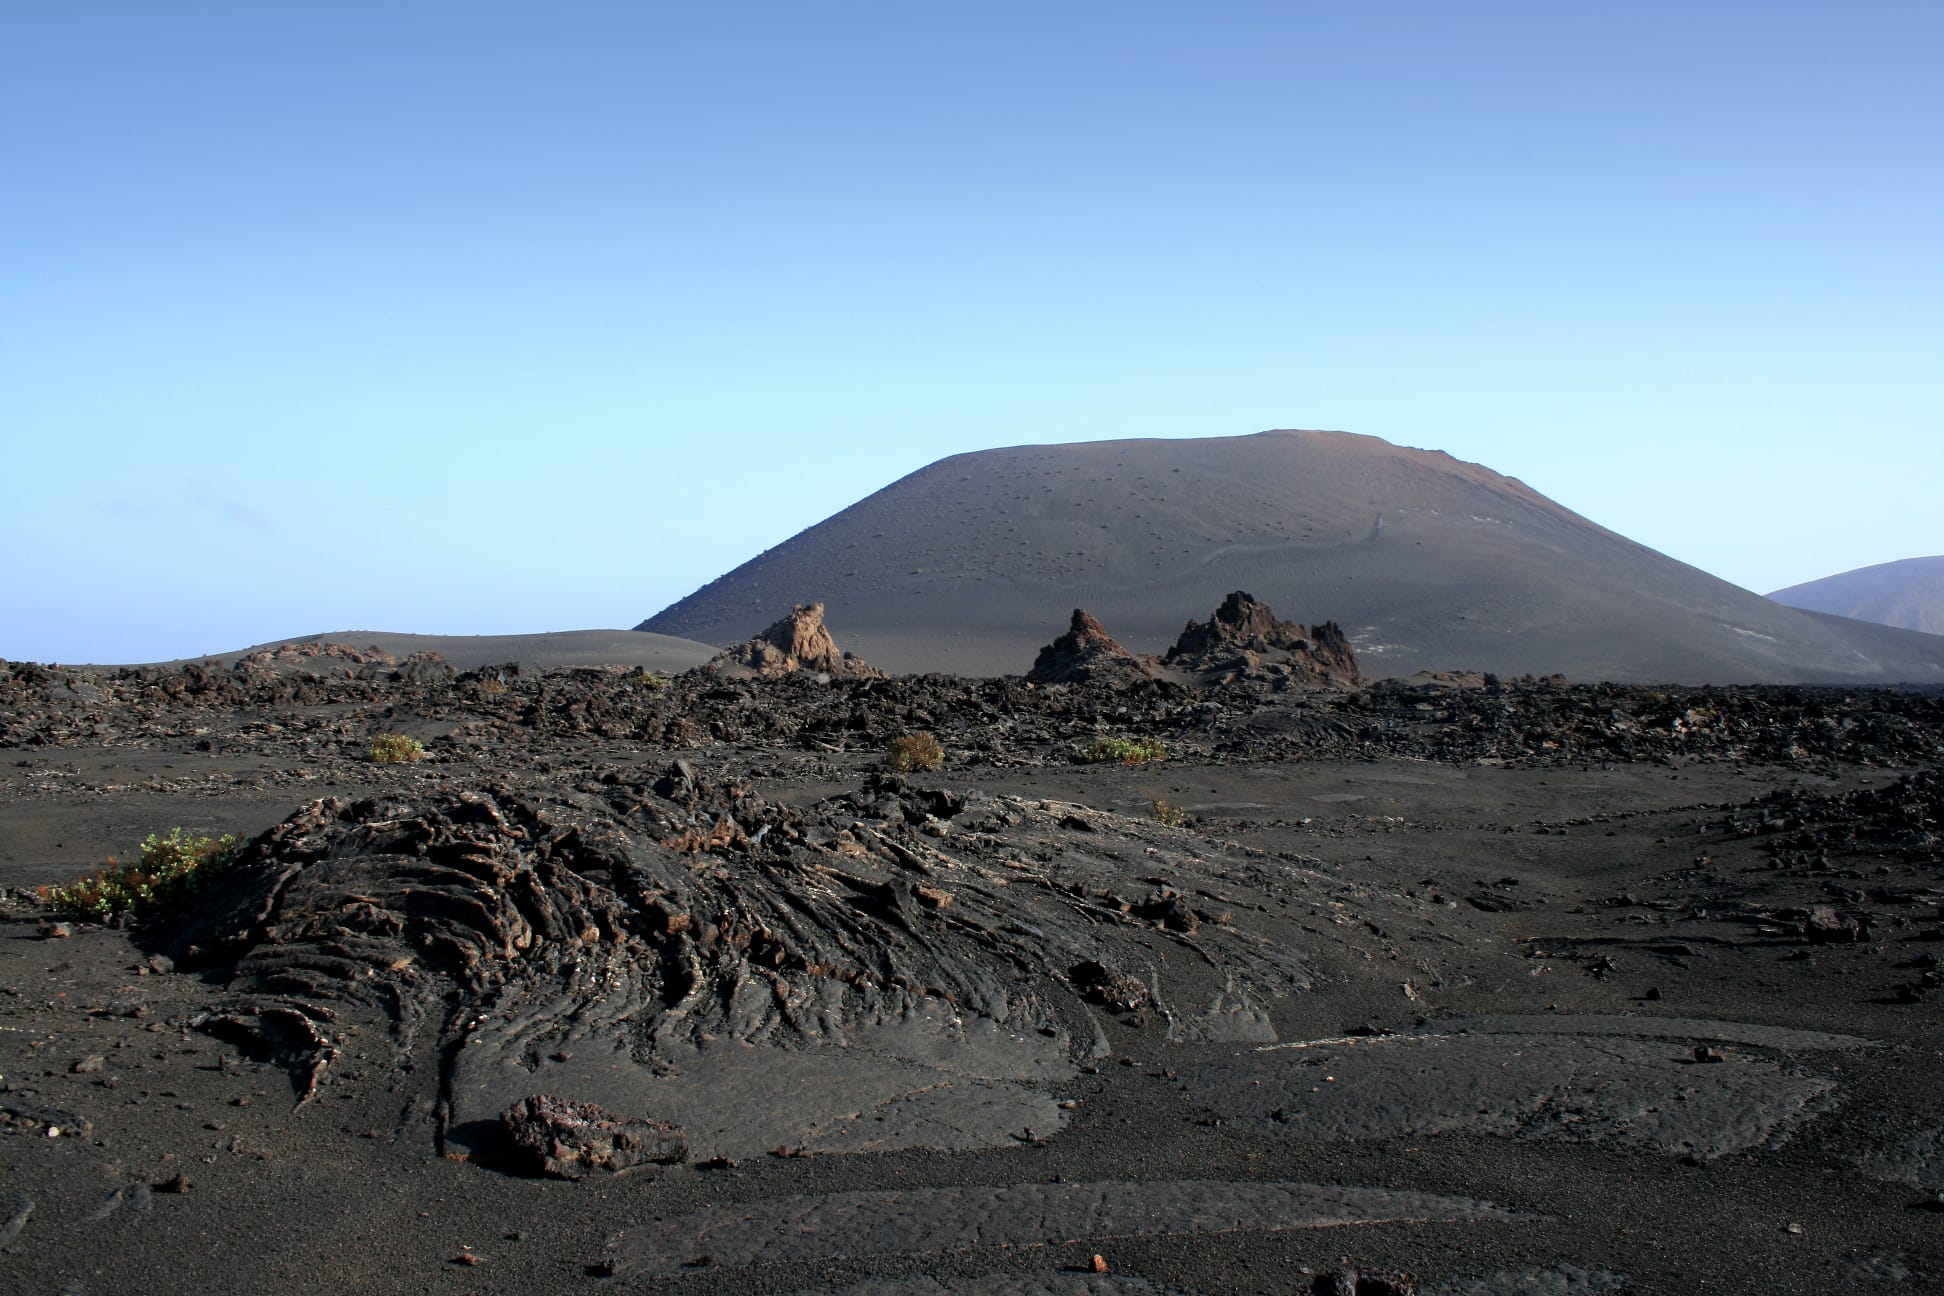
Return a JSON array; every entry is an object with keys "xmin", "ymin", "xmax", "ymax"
[{"xmin": 4, "ymin": 2, "xmax": 1939, "ymax": 663}]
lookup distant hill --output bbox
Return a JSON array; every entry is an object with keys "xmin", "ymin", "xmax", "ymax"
[
  {"xmin": 1769, "ymin": 557, "xmax": 1944, "ymax": 636},
  {"xmin": 143, "ymin": 629, "xmax": 717, "ymax": 673},
  {"xmin": 639, "ymin": 430, "xmax": 1944, "ymax": 684}
]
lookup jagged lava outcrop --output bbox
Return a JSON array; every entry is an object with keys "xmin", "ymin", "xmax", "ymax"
[
  {"xmin": 1026, "ymin": 610, "xmax": 1154, "ymax": 686},
  {"xmin": 1161, "ymin": 590, "xmax": 1359, "ymax": 688},
  {"xmin": 703, "ymin": 603, "xmax": 885, "ymax": 680}
]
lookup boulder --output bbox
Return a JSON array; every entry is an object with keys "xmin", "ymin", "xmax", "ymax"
[
  {"xmin": 1026, "ymin": 610, "xmax": 1153, "ymax": 685},
  {"xmin": 705, "ymin": 603, "xmax": 886, "ymax": 679},
  {"xmin": 1163, "ymin": 591, "xmax": 1359, "ymax": 688},
  {"xmin": 499, "ymin": 1094, "xmax": 687, "ymax": 1179}
]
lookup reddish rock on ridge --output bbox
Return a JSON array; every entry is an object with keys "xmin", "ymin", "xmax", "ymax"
[
  {"xmin": 1164, "ymin": 591, "xmax": 1360, "ymax": 687},
  {"xmin": 1027, "ymin": 610, "xmax": 1155, "ymax": 685},
  {"xmin": 705, "ymin": 603, "xmax": 885, "ymax": 679}
]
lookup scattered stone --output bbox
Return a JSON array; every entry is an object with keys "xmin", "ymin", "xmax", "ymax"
[
  {"xmin": 0, "ymin": 1196, "xmax": 30, "ymax": 1247},
  {"xmin": 71, "ymin": 1055, "xmax": 105, "ymax": 1074},
  {"xmin": 90, "ymin": 1183, "xmax": 152, "ymax": 1220},
  {"xmin": 191, "ymin": 1006, "xmax": 338, "ymax": 1106},
  {"xmin": 1803, "ymin": 905, "xmax": 1868, "ymax": 944},
  {"xmin": 2, "ymin": 1100, "xmax": 91, "ymax": 1138},
  {"xmin": 498, "ymin": 1095, "xmax": 686, "ymax": 1179},
  {"xmin": 1070, "ymin": 961, "xmax": 1152, "ymax": 1013},
  {"xmin": 152, "ymin": 1173, "xmax": 190, "ymax": 1194}
]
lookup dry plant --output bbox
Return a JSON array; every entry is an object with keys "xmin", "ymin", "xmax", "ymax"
[
  {"xmin": 368, "ymin": 733, "xmax": 426, "ymax": 763},
  {"xmin": 1080, "ymin": 737, "xmax": 1168, "ymax": 765},
  {"xmin": 886, "ymin": 732, "xmax": 945, "ymax": 772},
  {"xmin": 1148, "ymin": 799, "xmax": 1188, "ymax": 827}
]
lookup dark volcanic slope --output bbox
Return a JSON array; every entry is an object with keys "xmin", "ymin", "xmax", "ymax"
[
  {"xmin": 1771, "ymin": 556, "xmax": 1944, "ymax": 636},
  {"xmin": 641, "ymin": 430, "xmax": 1944, "ymax": 684}
]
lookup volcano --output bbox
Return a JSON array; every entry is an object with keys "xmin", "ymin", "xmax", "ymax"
[{"xmin": 641, "ymin": 430, "xmax": 1944, "ymax": 683}]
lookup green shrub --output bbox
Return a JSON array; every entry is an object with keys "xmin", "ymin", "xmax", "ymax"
[
  {"xmin": 636, "ymin": 669, "xmax": 672, "ymax": 691},
  {"xmin": 40, "ymin": 828, "xmax": 240, "ymax": 923},
  {"xmin": 368, "ymin": 732, "xmax": 426, "ymax": 763},
  {"xmin": 886, "ymin": 732, "xmax": 945, "ymax": 772},
  {"xmin": 1079, "ymin": 737, "xmax": 1168, "ymax": 765},
  {"xmin": 1148, "ymin": 799, "xmax": 1188, "ymax": 827}
]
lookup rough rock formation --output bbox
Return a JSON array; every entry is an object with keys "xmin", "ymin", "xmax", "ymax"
[
  {"xmin": 152, "ymin": 764, "xmax": 1321, "ymax": 1162},
  {"xmin": 498, "ymin": 1094, "xmax": 686, "ymax": 1179},
  {"xmin": 1163, "ymin": 591, "xmax": 1359, "ymax": 688},
  {"xmin": 1027, "ymin": 610, "xmax": 1155, "ymax": 686},
  {"xmin": 706, "ymin": 603, "xmax": 886, "ymax": 679},
  {"xmin": 9, "ymin": 651, "xmax": 1943, "ymax": 771}
]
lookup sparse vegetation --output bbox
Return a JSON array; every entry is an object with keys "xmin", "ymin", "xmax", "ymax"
[
  {"xmin": 368, "ymin": 732, "xmax": 426, "ymax": 763},
  {"xmin": 636, "ymin": 670, "xmax": 673, "ymax": 691},
  {"xmin": 1079, "ymin": 737, "xmax": 1169, "ymax": 765},
  {"xmin": 1148, "ymin": 799, "xmax": 1188, "ymax": 827},
  {"xmin": 886, "ymin": 732, "xmax": 945, "ymax": 771},
  {"xmin": 39, "ymin": 828, "xmax": 240, "ymax": 923}
]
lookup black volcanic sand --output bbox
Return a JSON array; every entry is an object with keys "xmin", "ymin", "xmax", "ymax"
[{"xmin": 3, "ymin": 653, "xmax": 1943, "ymax": 1294}]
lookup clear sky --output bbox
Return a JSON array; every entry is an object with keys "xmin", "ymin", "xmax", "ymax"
[{"xmin": 4, "ymin": 2, "xmax": 1939, "ymax": 664}]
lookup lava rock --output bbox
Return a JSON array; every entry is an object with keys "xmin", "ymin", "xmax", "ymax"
[
  {"xmin": 1164, "ymin": 591, "xmax": 1361, "ymax": 688},
  {"xmin": 705, "ymin": 604, "xmax": 885, "ymax": 680},
  {"xmin": 1027, "ymin": 610, "xmax": 1154, "ymax": 686},
  {"xmin": 499, "ymin": 1095, "xmax": 687, "ymax": 1179},
  {"xmin": 1803, "ymin": 905, "xmax": 1869, "ymax": 944},
  {"xmin": 1070, "ymin": 960, "xmax": 1153, "ymax": 1013}
]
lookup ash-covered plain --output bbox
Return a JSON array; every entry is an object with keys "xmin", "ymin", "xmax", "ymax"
[{"xmin": 2, "ymin": 601, "xmax": 1942, "ymax": 1295}]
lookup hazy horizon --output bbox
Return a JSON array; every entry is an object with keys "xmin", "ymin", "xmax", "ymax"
[{"xmin": 5, "ymin": 3, "xmax": 1940, "ymax": 664}]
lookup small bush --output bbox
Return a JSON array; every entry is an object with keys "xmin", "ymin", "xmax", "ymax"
[
  {"xmin": 1148, "ymin": 799, "xmax": 1188, "ymax": 827},
  {"xmin": 636, "ymin": 670, "xmax": 672, "ymax": 691},
  {"xmin": 40, "ymin": 828, "xmax": 240, "ymax": 923},
  {"xmin": 368, "ymin": 732, "xmax": 425, "ymax": 763},
  {"xmin": 886, "ymin": 732, "xmax": 945, "ymax": 772},
  {"xmin": 1079, "ymin": 737, "xmax": 1168, "ymax": 766}
]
